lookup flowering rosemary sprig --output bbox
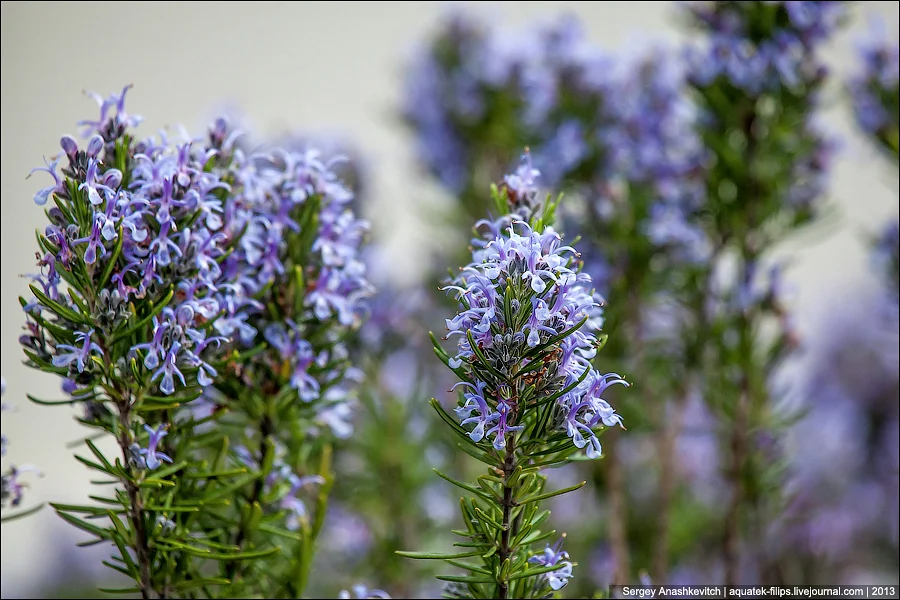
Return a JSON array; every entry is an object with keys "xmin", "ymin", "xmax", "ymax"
[
  {"xmin": 850, "ymin": 22, "xmax": 898, "ymax": 323},
  {"xmin": 683, "ymin": 0, "xmax": 845, "ymax": 584},
  {"xmin": 399, "ymin": 166, "xmax": 627, "ymax": 599},
  {"xmin": 196, "ymin": 120, "xmax": 374, "ymax": 598},
  {"xmin": 403, "ymin": 10, "xmax": 708, "ymax": 587},
  {"xmin": 1, "ymin": 376, "xmax": 44, "ymax": 523},
  {"xmin": 848, "ymin": 20, "xmax": 899, "ymax": 162},
  {"xmin": 18, "ymin": 86, "xmax": 259, "ymax": 598}
]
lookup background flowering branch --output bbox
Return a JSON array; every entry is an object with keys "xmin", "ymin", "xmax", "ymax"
[
  {"xmin": 399, "ymin": 162, "xmax": 627, "ymax": 599},
  {"xmin": 197, "ymin": 118, "xmax": 374, "ymax": 598},
  {"xmin": 1, "ymin": 376, "xmax": 44, "ymax": 523}
]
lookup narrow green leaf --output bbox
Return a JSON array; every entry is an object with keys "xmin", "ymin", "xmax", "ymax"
[
  {"xmin": 29, "ymin": 284, "xmax": 83, "ymax": 323},
  {"xmin": 508, "ymin": 562, "xmax": 566, "ymax": 581},
  {"xmin": 499, "ymin": 557, "xmax": 512, "ymax": 581},
  {"xmin": 22, "ymin": 349, "xmax": 68, "ymax": 375},
  {"xmin": 257, "ymin": 522, "xmax": 305, "ymax": 542},
  {"xmin": 522, "ymin": 315, "xmax": 588, "ymax": 361},
  {"xmin": 444, "ymin": 559, "xmax": 493, "ymax": 575},
  {"xmin": 473, "ymin": 507, "xmax": 505, "ymax": 531},
  {"xmin": 520, "ymin": 528, "xmax": 556, "ymax": 546},
  {"xmin": 159, "ymin": 536, "xmax": 239, "ymax": 552},
  {"xmin": 100, "ymin": 561, "xmax": 133, "ymax": 578},
  {"xmin": 517, "ymin": 481, "xmax": 586, "ymax": 505},
  {"xmin": 475, "ymin": 477, "xmax": 504, "ymax": 503},
  {"xmin": 144, "ymin": 505, "xmax": 199, "ymax": 512},
  {"xmin": 85, "ymin": 439, "xmax": 115, "ymax": 472},
  {"xmin": 76, "ymin": 538, "xmax": 106, "ymax": 548},
  {"xmin": 396, "ymin": 549, "xmax": 485, "ymax": 560},
  {"xmin": 172, "ymin": 578, "xmax": 231, "ymax": 591},
  {"xmin": 67, "ymin": 288, "xmax": 90, "ymax": 315},
  {"xmin": 139, "ymin": 478, "xmax": 176, "ymax": 488},
  {"xmin": 203, "ymin": 473, "xmax": 256, "ymax": 502},
  {"xmin": 455, "ymin": 440, "xmax": 500, "ymax": 466},
  {"xmin": 88, "ymin": 495, "xmax": 123, "ymax": 506},
  {"xmin": 0, "ymin": 503, "xmax": 44, "ymax": 523},
  {"xmin": 435, "ymin": 574, "xmax": 496, "ymax": 584},
  {"xmin": 138, "ymin": 400, "xmax": 181, "ymax": 412},
  {"xmin": 96, "ymin": 225, "xmax": 124, "ymax": 291},
  {"xmin": 54, "ymin": 509, "xmax": 112, "ymax": 539},
  {"xmin": 201, "ymin": 546, "xmax": 281, "ymax": 561},
  {"xmin": 26, "ymin": 394, "xmax": 90, "ymax": 406},
  {"xmin": 433, "ymin": 469, "xmax": 492, "ymax": 501},
  {"xmin": 148, "ymin": 460, "xmax": 188, "ymax": 481},
  {"xmin": 112, "ymin": 536, "xmax": 139, "ymax": 577},
  {"xmin": 48, "ymin": 503, "xmax": 110, "ymax": 515},
  {"xmin": 430, "ymin": 399, "xmax": 477, "ymax": 444}
]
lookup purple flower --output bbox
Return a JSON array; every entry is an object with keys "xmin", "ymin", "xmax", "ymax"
[
  {"xmin": 1, "ymin": 465, "xmax": 43, "ymax": 508},
  {"xmin": 130, "ymin": 424, "xmax": 173, "ymax": 470},
  {"xmin": 279, "ymin": 474, "xmax": 325, "ymax": 531},
  {"xmin": 151, "ymin": 340, "xmax": 186, "ymax": 396},
  {"xmin": 339, "ymin": 585, "xmax": 391, "ymax": 599},
  {"xmin": 452, "ymin": 380, "xmax": 498, "ymax": 444},
  {"xmin": 872, "ymin": 220, "xmax": 900, "ymax": 305},
  {"xmin": 71, "ymin": 213, "xmax": 112, "ymax": 265},
  {"xmin": 78, "ymin": 84, "xmax": 144, "ymax": 139},
  {"xmin": 27, "ymin": 156, "xmax": 64, "ymax": 206},
  {"xmin": 52, "ymin": 329, "xmax": 103, "ymax": 374},
  {"xmin": 848, "ymin": 22, "xmax": 899, "ymax": 139},
  {"xmin": 528, "ymin": 537, "xmax": 574, "ymax": 591},
  {"xmin": 264, "ymin": 323, "xmax": 320, "ymax": 401},
  {"xmin": 503, "ymin": 151, "xmax": 541, "ymax": 207}
]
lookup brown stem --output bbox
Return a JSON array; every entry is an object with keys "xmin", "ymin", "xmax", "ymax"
[
  {"xmin": 724, "ymin": 378, "xmax": 749, "ymax": 586},
  {"xmin": 651, "ymin": 382, "xmax": 690, "ymax": 584},
  {"xmin": 118, "ymin": 418, "xmax": 154, "ymax": 599},
  {"xmin": 604, "ymin": 433, "xmax": 630, "ymax": 586},
  {"xmin": 497, "ymin": 442, "xmax": 516, "ymax": 600}
]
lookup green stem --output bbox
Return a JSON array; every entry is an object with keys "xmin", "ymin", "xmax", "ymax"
[
  {"xmin": 225, "ymin": 412, "xmax": 274, "ymax": 585},
  {"xmin": 724, "ymin": 111, "xmax": 759, "ymax": 587},
  {"xmin": 652, "ymin": 380, "xmax": 690, "ymax": 584}
]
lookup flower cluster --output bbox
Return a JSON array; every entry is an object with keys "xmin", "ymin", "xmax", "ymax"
[
  {"xmin": 577, "ymin": 50, "xmax": 710, "ymax": 293},
  {"xmin": 403, "ymin": 11, "xmax": 709, "ymax": 293},
  {"xmin": 873, "ymin": 220, "xmax": 900, "ymax": 306},
  {"xmin": 184, "ymin": 119, "xmax": 373, "ymax": 594},
  {"xmin": 18, "ymin": 86, "xmax": 373, "ymax": 598},
  {"xmin": 684, "ymin": 1, "xmax": 844, "ymax": 93},
  {"xmin": 402, "ymin": 12, "xmax": 612, "ymax": 195},
  {"xmin": 208, "ymin": 118, "xmax": 373, "ymax": 425},
  {"xmin": 848, "ymin": 24, "xmax": 899, "ymax": 157},
  {"xmin": 231, "ymin": 439, "xmax": 326, "ymax": 531},
  {"xmin": 683, "ymin": 2, "xmax": 841, "ymax": 229},
  {"xmin": 24, "ymin": 85, "xmax": 229, "ymax": 404},
  {"xmin": 406, "ymin": 165, "xmax": 627, "ymax": 598},
  {"xmin": 443, "ymin": 189, "xmax": 625, "ymax": 458}
]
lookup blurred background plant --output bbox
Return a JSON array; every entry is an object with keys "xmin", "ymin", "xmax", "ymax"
[{"xmin": 1, "ymin": 1, "xmax": 898, "ymax": 598}]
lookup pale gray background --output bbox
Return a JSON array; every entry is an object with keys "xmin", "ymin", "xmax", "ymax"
[{"xmin": 1, "ymin": 1, "xmax": 898, "ymax": 596}]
